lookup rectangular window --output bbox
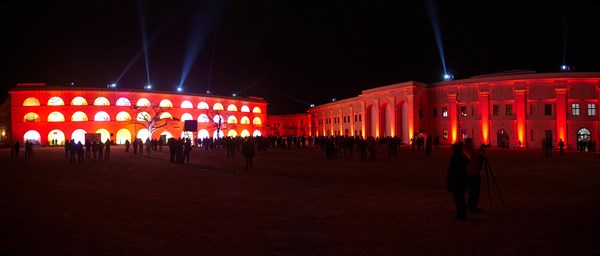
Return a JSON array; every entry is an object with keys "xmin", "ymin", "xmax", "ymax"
[
  {"xmin": 443, "ymin": 129, "xmax": 448, "ymax": 139},
  {"xmin": 433, "ymin": 108, "xmax": 437, "ymax": 118},
  {"xmin": 588, "ymin": 104, "xmax": 596, "ymax": 116},
  {"xmin": 354, "ymin": 115, "xmax": 357, "ymax": 122},
  {"xmin": 506, "ymin": 104, "xmax": 513, "ymax": 116},
  {"xmin": 493, "ymin": 105, "xmax": 499, "ymax": 116},
  {"xmin": 545, "ymin": 104, "xmax": 552, "ymax": 115},
  {"xmin": 419, "ymin": 109, "xmax": 423, "ymax": 119},
  {"xmin": 460, "ymin": 106, "xmax": 467, "ymax": 117},
  {"xmin": 572, "ymin": 103, "xmax": 580, "ymax": 116},
  {"xmin": 530, "ymin": 104, "xmax": 533, "ymax": 115},
  {"xmin": 359, "ymin": 114, "xmax": 362, "ymax": 122},
  {"xmin": 442, "ymin": 107, "xmax": 448, "ymax": 117}
]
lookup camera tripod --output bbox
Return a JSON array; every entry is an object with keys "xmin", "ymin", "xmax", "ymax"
[{"xmin": 480, "ymin": 150, "xmax": 510, "ymax": 217}]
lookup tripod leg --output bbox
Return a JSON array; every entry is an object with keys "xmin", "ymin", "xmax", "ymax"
[
  {"xmin": 486, "ymin": 160, "xmax": 510, "ymax": 217},
  {"xmin": 484, "ymin": 162, "xmax": 492, "ymax": 208}
]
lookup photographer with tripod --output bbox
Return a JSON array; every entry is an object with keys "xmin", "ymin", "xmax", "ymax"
[{"xmin": 464, "ymin": 138, "xmax": 485, "ymax": 214}]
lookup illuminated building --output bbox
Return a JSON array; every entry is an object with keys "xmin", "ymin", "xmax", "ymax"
[
  {"xmin": 274, "ymin": 71, "xmax": 600, "ymax": 149},
  {"xmin": 7, "ymin": 83, "xmax": 267, "ymax": 145}
]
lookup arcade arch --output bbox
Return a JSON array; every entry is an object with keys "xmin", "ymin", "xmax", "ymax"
[
  {"xmin": 116, "ymin": 128, "xmax": 131, "ymax": 144},
  {"xmin": 48, "ymin": 112, "xmax": 65, "ymax": 122},
  {"xmin": 24, "ymin": 130, "xmax": 41, "ymax": 144},
  {"xmin": 71, "ymin": 111, "xmax": 88, "ymax": 122},
  {"xmin": 23, "ymin": 97, "xmax": 40, "ymax": 106},
  {"xmin": 48, "ymin": 129, "xmax": 66, "ymax": 145}
]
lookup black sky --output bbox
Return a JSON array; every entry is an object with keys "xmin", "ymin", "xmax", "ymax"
[{"xmin": 2, "ymin": 0, "xmax": 599, "ymax": 114}]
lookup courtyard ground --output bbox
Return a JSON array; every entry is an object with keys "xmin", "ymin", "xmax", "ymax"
[{"xmin": 1, "ymin": 144, "xmax": 599, "ymax": 255}]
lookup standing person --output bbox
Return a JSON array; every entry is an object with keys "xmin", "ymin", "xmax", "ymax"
[
  {"xmin": 464, "ymin": 138, "xmax": 484, "ymax": 214},
  {"xmin": 558, "ymin": 139, "xmax": 565, "ymax": 156},
  {"xmin": 425, "ymin": 135, "xmax": 433, "ymax": 156},
  {"xmin": 447, "ymin": 141, "xmax": 469, "ymax": 220},
  {"xmin": 125, "ymin": 139, "xmax": 130, "ymax": 152},
  {"xmin": 132, "ymin": 139, "xmax": 138, "ymax": 154},
  {"xmin": 64, "ymin": 140, "xmax": 70, "ymax": 158},
  {"xmin": 25, "ymin": 140, "xmax": 33, "ymax": 158},
  {"xmin": 69, "ymin": 139, "xmax": 77, "ymax": 164},
  {"xmin": 85, "ymin": 139, "xmax": 92, "ymax": 159},
  {"xmin": 184, "ymin": 138, "xmax": 192, "ymax": 163},
  {"xmin": 242, "ymin": 138, "xmax": 255, "ymax": 169},
  {"xmin": 76, "ymin": 141, "xmax": 85, "ymax": 164},
  {"xmin": 104, "ymin": 139, "xmax": 111, "ymax": 160}
]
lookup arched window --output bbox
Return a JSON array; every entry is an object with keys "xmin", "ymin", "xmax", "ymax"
[
  {"xmin": 181, "ymin": 113, "xmax": 194, "ymax": 121},
  {"xmin": 116, "ymin": 97, "xmax": 131, "ymax": 106},
  {"xmin": 240, "ymin": 129, "xmax": 250, "ymax": 137},
  {"xmin": 136, "ymin": 128, "xmax": 149, "ymax": 140},
  {"xmin": 213, "ymin": 130, "xmax": 224, "ymax": 139},
  {"xmin": 252, "ymin": 106, "xmax": 262, "ymax": 113},
  {"xmin": 48, "ymin": 112, "xmax": 65, "ymax": 122},
  {"xmin": 227, "ymin": 116, "xmax": 238, "ymax": 124},
  {"xmin": 213, "ymin": 103, "xmax": 224, "ymax": 110},
  {"xmin": 252, "ymin": 117, "xmax": 262, "ymax": 125},
  {"xmin": 253, "ymin": 130, "xmax": 262, "ymax": 137},
  {"xmin": 227, "ymin": 130, "xmax": 238, "ymax": 137},
  {"xmin": 213, "ymin": 114, "xmax": 224, "ymax": 124},
  {"xmin": 159, "ymin": 112, "xmax": 173, "ymax": 119},
  {"xmin": 198, "ymin": 129, "xmax": 210, "ymax": 139},
  {"xmin": 198, "ymin": 114, "xmax": 210, "ymax": 123},
  {"xmin": 240, "ymin": 116, "xmax": 250, "ymax": 124},
  {"xmin": 94, "ymin": 97, "xmax": 110, "ymax": 106},
  {"xmin": 137, "ymin": 98, "xmax": 151, "ymax": 107},
  {"xmin": 181, "ymin": 100, "xmax": 193, "ymax": 109},
  {"xmin": 137, "ymin": 112, "xmax": 151, "ymax": 122},
  {"xmin": 198, "ymin": 102, "xmax": 209, "ymax": 109},
  {"xmin": 227, "ymin": 104, "xmax": 238, "ymax": 111},
  {"xmin": 159, "ymin": 99, "xmax": 173, "ymax": 108},
  {"xmin": 24, "ymin": 112, "xmax": 41, "ymax": 122},
  {"xmin": 48, "ymin": 96, "xmax": 65, "ymax": 106},
  {"xmin": 94, "ymin": 111, "xmax": 110, "ymax": 121},
  {"xmin": 71, "ymin": 96, "xmax": 88, "ymax": 105},
  {"xmin": 71, "ymin": 111, "xmax": 88, "ymax": 122},
  {"xmin": 23, "ymin": 97, "xmax": 40, "ymax": 106},
  {"xmin": 241, "ymin": 105, "xmax": 250, "ymax": 112},
  {"xmin": 116, "ymin": 111, "xmax": 131, "ymax": 121}
]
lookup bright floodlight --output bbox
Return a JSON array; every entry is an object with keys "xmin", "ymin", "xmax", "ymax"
[
  {"xmin": 332, "ymin": 98, "xmax": 337, "ymax": 102},
  {"xmin": 443, "ymin": 73, "xmax": 454, "ymax": 81},
  {"xmin": 107, "ymin": 83, "xmax": 117, "ymax": 88},
  {"xmin": 145, "ymin": 84, "xmax": 152, "ymax": 90},
  {"xmin": 177, "ymin": 87, "xmax": 183, "ymax": 92},
  {"xmin": 560, "ymin": 65, "xmax": 571, "ymax": 71},
  {"xmin": 310, "ymin": 104, "xmax": 315, "ymax": 108},
  {"xmin": 206, "ymin": 90, "xmax": 212, "ymax": 94},
  {"xmin": 232, "ymin": 93, "xmax": 237, "ymax": 97}
]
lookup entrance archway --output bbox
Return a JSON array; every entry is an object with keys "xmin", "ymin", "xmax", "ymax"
[
  {"xmin": 116, "ymin": 128, "xmax": 131, "ymax": 144},
  {"xmin": 24, "ymin": 130, "xmax": 41, "ymax": 144},
  {"xmin": 497, "ymin": 129, "xmax": 510, "ymax": 148},
  {"xmin": 48, "ymin": 129, "xmax": 66, "ymax": 145},
  {"xmin": 577, "ymin": 128, "xmax": 591, "ymax": 142}
]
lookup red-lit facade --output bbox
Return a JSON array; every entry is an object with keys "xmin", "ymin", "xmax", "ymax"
[
  {"xmin": 297, "ymin": 72, "xmax": 600, "ymax": 149},
  {"xmin": 7, "ymin": 84, "xmax": 267, "ymax": 145}
]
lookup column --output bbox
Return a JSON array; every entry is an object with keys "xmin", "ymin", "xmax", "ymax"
[
  {"xmin": 374, "ymin": 99, "xmax": 380, "ymax": 137},
  {"xmin": 478, "ymin": 90, "xmax": 490, "ymax": 145},
  {"xmin": 406, "ymin": 94, "xmax": 415, "ymax": 140},
  {"xmin": 361, "ymin": 101, "xmax": 367, "ymax": 138},
  {"xmin": 389, "ymin": 97, "xmax": 396, "ymax": 137},
  {"xmin": 514, "ymin": 88, "xmax": 527, "ymax": 148},
  {"xmin": 448, "ymin": 93, "xmax": 458, "ymax": 143},
  {"xmin": 555, "ymin": 87, "xmax": 568, "ymax": 148},
  {"xmin": 350, "ymin": 105, "xmax": 355, "ymax": 136},
  {"xmin": 307, "ymin": 113, "xmax": 312, "ymax": 136},
  {"xmin": 339, "ymin": 107, "xmax": 344, "ymax": 136}
]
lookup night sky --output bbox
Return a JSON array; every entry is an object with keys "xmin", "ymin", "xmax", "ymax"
[{"xmin": 2, "ymin": 1, "xmax": 599, "ymax": 114}]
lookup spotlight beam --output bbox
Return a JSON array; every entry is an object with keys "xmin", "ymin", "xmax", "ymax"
[
  {"xmin": 427, "ymin": 0, "xmax": 449, "ymax": 76},
  {"xmin": 235, "ymin": 75, "xmax": 270, "ymax": 95},
  {"xmin": 136, "ymin": 0, "xmax": 152, "ymax": 88},
  {"xmin": 178, "ymin": 1, "xmax": 225, "ymax": 89}
]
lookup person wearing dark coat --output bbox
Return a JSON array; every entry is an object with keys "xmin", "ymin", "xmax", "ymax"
[
  {"xmin": 447, "ymin": 141, "xmax": 469, "ymax": 220},
  {"xmin": 242, "ymin": 138, "xmax": 255, "ymax": 169},
  {"xmin": 13, "ymin": 141, "xmax": 21, "ymax": 158}
]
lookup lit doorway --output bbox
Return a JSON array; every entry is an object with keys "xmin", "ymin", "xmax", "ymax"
[{"xmin": 497, "ymin": 129, "xmax": 510, "ymax": 148}]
